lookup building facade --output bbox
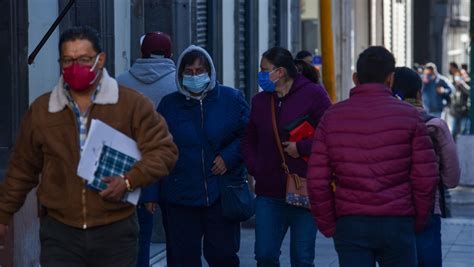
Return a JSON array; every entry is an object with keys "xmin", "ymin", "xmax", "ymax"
[{"xmin": 1, "ymin": 0, "xmax": 421, "ymax": 265}]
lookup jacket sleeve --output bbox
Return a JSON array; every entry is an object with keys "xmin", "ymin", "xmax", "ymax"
[
  {"xmin": 241, "ymin": 98, "xmax": 259, "ymax": 176},
  {"xmin": 126, "ymin": 95, "xmax": 179, "ymax": 188},
  {"xmin": 428, "ymin": 120, "xmax": 460, "ymax": 188},
  {"xmin": 219, "ymin": 94, "xmax": 250, "ymax": 171},
  {"xmin": 307, "ymin": 116, "xmax": 336, "ymax": 237},
  {"xmin": 411, "ymin": 120, "xmax": 439, "ymax": 232},
  {"xmin": 438, "ymin": 78, "xmax": 453, "ymax": 97},
  {"xmin": 0, "ymin": 108, "xmax": 42, "ymax": 224},
  {"xmin": 296, "ymin": 86, "xmax": 332, "ymax": 157}
]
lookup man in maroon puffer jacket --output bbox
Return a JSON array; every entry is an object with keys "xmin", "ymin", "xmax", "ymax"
[{"xmin": 307, "ymin": 46, "xmax": 439, "ymax": 267}]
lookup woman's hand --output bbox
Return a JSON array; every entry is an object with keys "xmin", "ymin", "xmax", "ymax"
[
  {"xmin": 282, "ymin": 142, "xmax": 300, "ymax": 158},
  {"xmin": 212, "ymin": 155, "xmax": 228, "ymax": 175}
]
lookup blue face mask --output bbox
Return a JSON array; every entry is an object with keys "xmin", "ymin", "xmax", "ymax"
[
  {"xmin": 258, "ymin": 69, "xmax": 279, "ymax": 93},
  {"xmin": 183, "ymin": 73, "xmax": 210, "ymax": 93}
]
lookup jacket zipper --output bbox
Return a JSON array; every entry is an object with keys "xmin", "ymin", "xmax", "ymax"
[
  {"xmin": 200, "ymin": 100, "xmax": 210, "ymax": 206},
  {"xmin": 69, "ymin": 107, "xmax": 88, "ymax": 229}
]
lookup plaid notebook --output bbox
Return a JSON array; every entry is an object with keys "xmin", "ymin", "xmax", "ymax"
[{"xmin": 92, "ymin": 145, "xmax": 137, "ymax": 190}]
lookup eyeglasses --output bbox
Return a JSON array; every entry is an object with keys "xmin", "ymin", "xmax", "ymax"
[{"xmin": 59, "ymin": 55, "xmax": 98, "ymax": 67}]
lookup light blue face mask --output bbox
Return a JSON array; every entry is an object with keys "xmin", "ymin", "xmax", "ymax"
[{"xmin": 183, "ymin": 73, "xmax": 210, "ymax": 94}]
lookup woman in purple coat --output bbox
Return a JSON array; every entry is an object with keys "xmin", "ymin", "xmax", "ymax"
[{"xmin": 242, "ymin": 47, "xmax": 331, "ymax": 267}]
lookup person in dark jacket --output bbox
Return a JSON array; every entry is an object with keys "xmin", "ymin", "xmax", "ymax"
[
  {"xmin": 294, "ymin": 59, "xmax": 320, "ymax": 85},
  {"xmin": 242, "ymin": 47, "xmax": 331, "ymax": 267},
  {"xmin": 448, "ymin": 62, "xmax": 471, "ymax": 139},
  {"xmin": 295, "ymin": 50, "xmax": 313, "ymax": 65},
  {"xmin": 307, "ymin": 46, "xmax": 439, "ymax": 267},
  {"xmin": 421, "ymin": 62, "xmax": 453, "ymax": 118},
  {"xmin": 116, "ymin": 31, "xmax": 177, "ymax": 267},
  {"xmin": 144, "ymin": 45, "xmax": 249, "ymax": 267}
]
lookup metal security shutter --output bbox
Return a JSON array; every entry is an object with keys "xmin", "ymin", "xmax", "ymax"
[
  {"xmin": 235, "ymin": 0, "xmax": 246, "ymax": 93},
  {"xmin": 195, "ymin": 0, "xmax": 208, "ymax": 48},
  {"xmin": 267, "ymin": 0, "xmax": 288, "ymax": 49},
  {"xmin": 207, "ymin": 0, "xmax": 223, "ymax": 81},
  {"xmin": 0, "ymin": 0, "xmax": 28, "ymax": 180},
  {"xmin": 234, "ymin": 0, "xmax": 259, "ymax": 101},
  {"xmin": 268, "ymin": 0, "xmax": 278, "ymax": 47},
  {"xmin": 0, "ymin": 0, "xmax": 28, "ymax": 265}
]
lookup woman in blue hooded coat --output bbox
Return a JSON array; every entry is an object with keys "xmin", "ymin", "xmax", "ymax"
[{"xmin": 142, "ymin": 45, "xmax": 249, "ymax": 267}]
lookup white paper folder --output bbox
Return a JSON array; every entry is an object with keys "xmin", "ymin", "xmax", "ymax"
[{"xmin": 77, "ymin": 119, "xmax": 141, "ymax": 205}]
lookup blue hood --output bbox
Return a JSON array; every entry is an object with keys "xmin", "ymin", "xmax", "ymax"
[{"xmin": 129, "ymin": 57, "xmax": 176, "ymax": 84}]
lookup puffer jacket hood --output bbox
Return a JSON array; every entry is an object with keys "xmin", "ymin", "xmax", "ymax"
[{"xmin": 175, "ymin": 45, "xmax": 217, "ymax": 100}]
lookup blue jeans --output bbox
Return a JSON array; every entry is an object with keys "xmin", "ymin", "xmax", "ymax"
[
  {"xmin": 254, "ymin": 196, "xmax": 317, "ymax": 267},
  {"xmin": 334, "ymin": 216, "xmax": 417, "ymax": 267},
  {"xmin": 416, "ymin": 214, "xmax": 442, "ymax": 267},
  {"xmin": 452, "ymin": 116, "xmax": 470, "ymax": 140},
  {"xmin": 137, "ymin": 204, "xmax": 154, "ymax": 267}
]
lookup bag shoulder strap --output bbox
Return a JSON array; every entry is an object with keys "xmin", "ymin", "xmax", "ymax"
[{"xmin": 270, "ymin": 96, "xmax": 290, "ymax": 175}]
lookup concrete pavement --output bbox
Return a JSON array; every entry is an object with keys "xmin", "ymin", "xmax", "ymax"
[
  {"xmin": 151, "ymin": 218, "xmax": 474, "ymax": 267},
  {"xmin": 232, "ymin": 218, "xmax": 474, "ymax": 267},
  {"xmin": 152, "ymin": 186, "xmax": 474, "ymax": 267}
]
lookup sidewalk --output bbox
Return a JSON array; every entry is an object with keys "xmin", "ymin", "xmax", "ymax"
[
  {"xmin": 152, "ymin": 186, "xmax": 474, "ymax": 267},
  {"xmin": 235, "ymin": 218, "xmax": 474, "ymax": 267},
  {"xmin": 151, "ymin": 218, "xmax": 474, "ymax": 267}
]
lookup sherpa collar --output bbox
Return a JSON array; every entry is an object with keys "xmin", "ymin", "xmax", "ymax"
[{"xmin": 48, "ymin": 68, "xmax": 119, "ymax": 113}]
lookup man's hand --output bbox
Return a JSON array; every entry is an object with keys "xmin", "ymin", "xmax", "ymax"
[
  {"xmin": 145, "ymin": 203, "xmax": 158, "ymax": 214},
  {"xmin": 282, "ymin": 142, "xmax": 300, "ymax": 158},
  {"xmin": 212, "ymin": 155, "xmax": 228, "ymax": 175},
  {"xmin": 436, "ymin": 86, "xmax": 446, "ymax": 95},
  {"xmin": 0, "ymin": 224, "xmax": 8, "ymax": 244},
  {"xmin": 99, "ymin": 176, "xmax": 128, "ymax": 202}
]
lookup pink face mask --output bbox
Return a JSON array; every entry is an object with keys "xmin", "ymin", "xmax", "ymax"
[{"xmin": 62, "ymin": 56, "xmax": 100, "ymax": 92}]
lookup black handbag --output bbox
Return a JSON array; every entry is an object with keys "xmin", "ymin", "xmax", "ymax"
[{"xmin": 219, "ymin": 169, "xmax": 255, "ymax": 222}]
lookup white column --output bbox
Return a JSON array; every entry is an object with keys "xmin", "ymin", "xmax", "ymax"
[
  {"xmin": 334, "ymin": 0, "xmax": 354, "ymax": 101},
  {"xmin": 28, "ymin": 0, "xmax": 59, "ymax": 103},
  {"xmin": 406, "ymin": 0, "xmax": 413, "ymax": 66},
  {"xmin": 114, "ymin": 1, "xmax": 131, "ymax": 75},
  {"xmin": 259, "ymin": 0, "xmax": 269, "ymax": 58},
  {"xmin": 222, "ymin": 0, "xmax": 235, "ymax": 88}
]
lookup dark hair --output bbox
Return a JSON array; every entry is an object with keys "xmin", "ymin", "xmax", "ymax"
[
  {"xmin": 295, "ymin": 50, "xmax": 312, "ymax": 60},
  {"xmin": 392, "ymin": 67, "xmax": 422, "ymax": 100},
  {"xmin": 356, "ymin": 46, "xmax": 395, "ymax": 84},
  {"xmin": 461, "ymin": 63, "xmax": 468, "ymax": 71},
  {"xmin": 294, "ymin": 59, "xmax": 319, "ymax": 84},
  {"xmin": 59, "ymin": 26, "xmax": 102, "ymax": 54},
  {"xmin": 178, "ymin": 50, "xmax": 210, "ymax": 77},
  {"xmin": 262, "ymin": 47, "xmax": 298, "ymax": 79},
  {"xmin": 424, "ymin": 62, "xmax": 437, "ymax": 73},
  {"xmin": 450, "ymin": 62, "xmax": 459, "ymax": 70}
]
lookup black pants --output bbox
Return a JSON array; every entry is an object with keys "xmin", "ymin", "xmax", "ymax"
[
  {"xmin": 161, "ymin": 200, "xmax": 240, "ymax": 267},
  {"xmin": 40, "ymin": 215, "xmax": 138, "ymax": 267}
]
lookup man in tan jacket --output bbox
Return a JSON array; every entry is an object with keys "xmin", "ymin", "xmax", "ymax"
[{"xmin": 0, "ymin": 26, "xmax": 178, "ymax": 266}]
